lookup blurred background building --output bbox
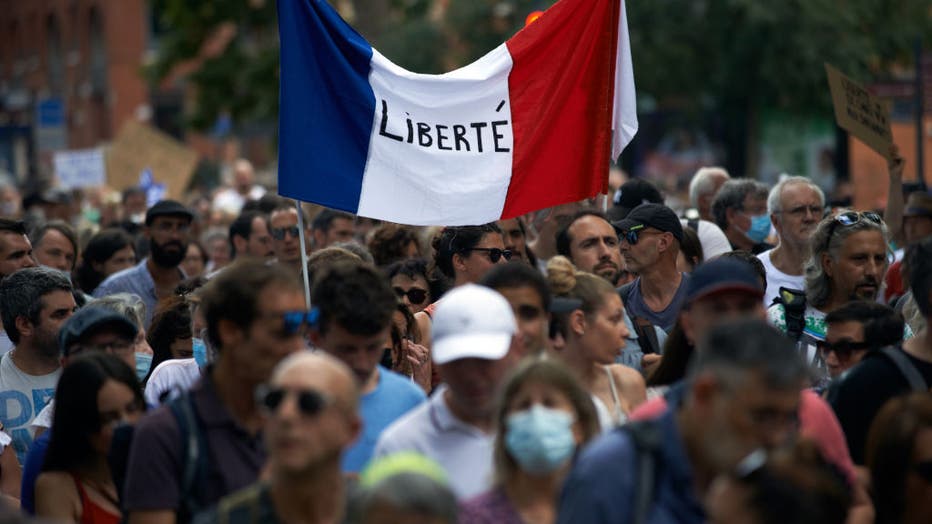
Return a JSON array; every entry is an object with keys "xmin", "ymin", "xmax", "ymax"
[{"xmin": 0, "ymin": 0, "xmax": 930, "ymax": 209}]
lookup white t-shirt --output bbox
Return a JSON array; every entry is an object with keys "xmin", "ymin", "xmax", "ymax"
[
  {"xmin": 144, "ymin": 358, "xmax": 202, "ymax": 406},
  {"xmin": 373, "ymin": 385, "xmax": 493, "ymax": 500},
  {"xmin": 681, "ymin": 219, "xmax": 731, "ymax": 260},
  {"xmin": 0, "ymin": 354, "xmax": 60, "ymax": 462},
  {"xmin": 757, "ymin": 249, "xmax": 805, "ymax": 307},
  {"xmin": 31, "ymin": 399, "xmax": 53, "ymax": 430},
  {"xmin": 0, "ymin": 331, "xmax": 12, "ymax": 356}
]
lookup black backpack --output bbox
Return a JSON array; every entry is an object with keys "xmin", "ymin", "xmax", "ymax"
[{"xmin": 110, "ymin": 392, "xmax": 209, "ymax": 524}]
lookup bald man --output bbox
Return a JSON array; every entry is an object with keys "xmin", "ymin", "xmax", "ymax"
[{"xmin": 196, "ymin": 352, "xmax": 362, "ymax": 524}]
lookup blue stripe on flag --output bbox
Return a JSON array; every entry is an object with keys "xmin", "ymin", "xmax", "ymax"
[{"xmin": 277, "ymin": 0, "xmax": 376, "ymax": 212}]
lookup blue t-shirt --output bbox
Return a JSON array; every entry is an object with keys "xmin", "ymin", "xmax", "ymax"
[
  {"xmin": 20, "ymin": 429, "xmax": 50, "ymax": 514},
  {"xmin": 342, "ymin": 367, "xmax": 426, "ymax": 473},
  {"xmin": 620, "ymin": 273, "xmax": 690, "ymax": 333}
]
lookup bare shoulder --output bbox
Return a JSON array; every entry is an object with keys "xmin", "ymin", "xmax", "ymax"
[
  {"xmin": 35, "ymin": 471, "xmax": 76, "ymax": 493},
  {"xmin": 608, "ymin": 364, "xmax": 645, "ymax": 387},
  {"xmin": 35, "ymin": 472, "xmax": 80, "ymax": 519}
]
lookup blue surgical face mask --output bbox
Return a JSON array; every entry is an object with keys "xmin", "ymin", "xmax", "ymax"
[
  {"xmin": 747, "ymin": 214, "xmax": 771, "ymax": 243},
  {"xmin": 192, "ymin": 337, "xmax": 208, "ymax": 367},
  {"xmin": 135, "ymin": 353, "xmax": 153, "ymax": 382},
  {"xmin": 505, "ymin": 405, "xmax": 577, "ymax": 474}
]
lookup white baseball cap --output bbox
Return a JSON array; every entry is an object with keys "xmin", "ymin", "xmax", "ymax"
[{"xmin": 431, "ymin": 284, "xmax": 517, "ymax": 365}]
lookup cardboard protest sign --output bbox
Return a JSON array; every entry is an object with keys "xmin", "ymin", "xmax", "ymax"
[
  {"xmin": 106, "ymin": 121, "xmax": 199, "ymax": 200},
  {"xmin": 54, "ymin": 148, "xmax": 106, "ymax": 189},
  {"xmin": 825, "ymin": 63, "xmax": 893, "ymax": 160}
]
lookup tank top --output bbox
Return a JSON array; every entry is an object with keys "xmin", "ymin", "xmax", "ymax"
[
  {"xmin": 592, "ymin": 366, "xmax": 628, "ymax": 431},
  {"xmin": 71, "ymin": 473, "xmax": 120, "ymax": 524}
]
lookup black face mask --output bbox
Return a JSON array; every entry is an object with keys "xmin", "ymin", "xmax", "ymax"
[{"xmin": 149, "ymin": 237, "xmax": 187, "ymax": 268}]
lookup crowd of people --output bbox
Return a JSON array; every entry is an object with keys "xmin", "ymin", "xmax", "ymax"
[{"xmin": 0, "ymin": 152, "xmax": 930, "ymax": 524}]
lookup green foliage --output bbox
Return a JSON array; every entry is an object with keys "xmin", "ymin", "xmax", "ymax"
[
  {"xmin": 149, "ymin": 0, "xmax": 279, "ymax": 131},
  {"xmin": 150, "ymin": 0, "xmax": 930, "ymax": 139},
  {"xmin": 628, "ymin": 0, "xmax": 932, "ymax": 115}
]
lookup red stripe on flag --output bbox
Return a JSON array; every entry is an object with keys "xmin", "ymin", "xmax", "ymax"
[{"xmin": 502, "ymin": 0, "xmax": 620, "ymax": 219}]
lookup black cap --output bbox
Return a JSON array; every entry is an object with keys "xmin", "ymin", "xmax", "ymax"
[
  {"xmin": 59, "ymin": 306, "xmax": 139, "ymax": 355},
  {"xmin": 607, "ymin": 179, "xmax": 664, "ymax": 222},
  {"xmin": 145, "ymin": 199, "xmax": 194, "ymax": 226},
  {"xmin": 612, "ymin": 203, "xmax": 684, "ymax": 242},
  {"xmin": 685, "ymin": 258, "xmax": 764, "ymax": 304}
]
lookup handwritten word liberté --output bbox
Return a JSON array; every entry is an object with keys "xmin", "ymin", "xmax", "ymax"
[{"xmin": 378, "ymin": 100, "xmax": 511, "ymax": 153}]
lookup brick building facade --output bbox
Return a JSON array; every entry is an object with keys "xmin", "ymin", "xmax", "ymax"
[{"xmin": 0, "ymin": 0, "xmax": 148, "ymax": 180}]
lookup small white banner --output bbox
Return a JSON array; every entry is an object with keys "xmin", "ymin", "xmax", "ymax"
[{"xmin": 53, "ymin": 148, "xmax": 106, "ymax": 189}]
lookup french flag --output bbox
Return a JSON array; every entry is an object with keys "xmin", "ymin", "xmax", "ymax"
[{"xmin": 277, "ymin": 0, "xmax": 638, "ymax": 226}]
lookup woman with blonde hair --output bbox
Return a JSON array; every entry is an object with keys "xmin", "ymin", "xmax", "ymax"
[{"xmin": 546, "ymin": 256, "xmax": 646, "ymax": 430}]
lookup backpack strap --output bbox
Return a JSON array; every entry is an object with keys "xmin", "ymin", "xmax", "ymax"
[
  {"xmin": 774, "ymin": 287, "xmax": 806, "ymax": 341},
  {"xmin": 623, "ymin": 420, "xmax": 663, "ymax": 524},
  {"xmin": 632, "ymin": 317, "xmax": 660, "ymax": 355},
  {"xmin": 879, "ymin": 347, "xmax": 929, "ymax": 392},
  {"xmin": 168, "ymin": 392, "xmax": 210, "ymax": 523},
  {"xmin": 618, "ymin": 283, "xmax": 660, "ymax": 355}
]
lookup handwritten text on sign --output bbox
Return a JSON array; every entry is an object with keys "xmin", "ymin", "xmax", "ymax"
[{"xmin": 825, "ymin": 63, "xmax": 893, "ymax": 159}]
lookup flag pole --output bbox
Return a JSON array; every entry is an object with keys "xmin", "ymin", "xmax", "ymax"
[{"xmin": 295, "ymin": 200, "xmax": 312, "ymax": 309}]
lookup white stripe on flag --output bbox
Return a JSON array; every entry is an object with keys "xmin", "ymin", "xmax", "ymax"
[
  {"xmin": 357, "ymin": 47, "xmax": 515, "ymax": 226},
  {"xmin": 611, "ymin": 0, "xmax": 638, "ymax": 160}
]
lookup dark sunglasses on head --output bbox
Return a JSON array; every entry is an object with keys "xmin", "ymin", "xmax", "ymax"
[
  {"xmin": 270, "ymin": 225, "xmax": 301, "ymax": 240},
  {"xmin": 463, "ymin": 247, "xmax": 513, "ymax": 263},
  {"xmin": 826, "ymin": 211, "xmax": 882, "ymax": 242},
  {"xmin": 281, "ymin": 308, "xmax": 320, "ymax": 335},
  {"xmin": 815, "ymin": 339, "xmax": 872, "ymax": 360},
  {"xmin": 394, "ymin": 287, "xmax": 428, "ymax": 305},
  {"xmin": 256, "ymin": 385, "xmax": 331, "ymax": 417},
  {"xmin": 915, "ymin": 461, "xmax": 932, "ymax": 483}
]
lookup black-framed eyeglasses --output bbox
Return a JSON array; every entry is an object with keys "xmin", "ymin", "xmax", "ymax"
[
  {"xmin": 815, "ymin": 339, "xmax": 872, "ymax": 360},
  {"xmin": 826, "ymin": 211, "xmax": 882, "ymax": 243},
  {"xmin": 619, "ymin": 224, "xmax": 661, "ymax": 245},
  {"xmin": 462, "ymin": 247, "xmax": 513, "ymax": 263},
  {"xmin": 255, "ymin": 385, "xmax": 332, "ymax": 417},
  {"xmin": 394, "ymin": 287, "xmax": 428, "ymax": 305},
  {"xmin": 915, "ymin": 461, "xmax": 932, "ymax": 483},
  {"xmin": 270, "ymin": 225, "xmax": 301, "ymax": 241}
]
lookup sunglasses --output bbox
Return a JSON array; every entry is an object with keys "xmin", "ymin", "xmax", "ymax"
[
  {"xmin": 270, "ymin": 225, "xmax": 301, "ymax": 240},
  {"xmin": 826, "ymin": 211, "xmax": 882, "ymax": 243},
  {"xmin": 256, "ymin": 385, "xmax": 331, "ymax": 417},
  {"xmin": 916, "ymin": 461, "xmax": 932, "ymax": 483},
  {"xmin": 815, "ymin": 339, "xmax": 872, "ymax": 360},
  {"xmin": 394, "ymin": 287, "xmax": 428, "ymax": 305},
  {"xmin": 280, "ymin": 308, "xmax": 320, "ymax": 335},
  {"xmin": 462, "ymin": 247, "xmax": 513, "ymax": 263},
  {"xmin": 619, "ymin": 224, "xmax": 661, "ymax": 245}
]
